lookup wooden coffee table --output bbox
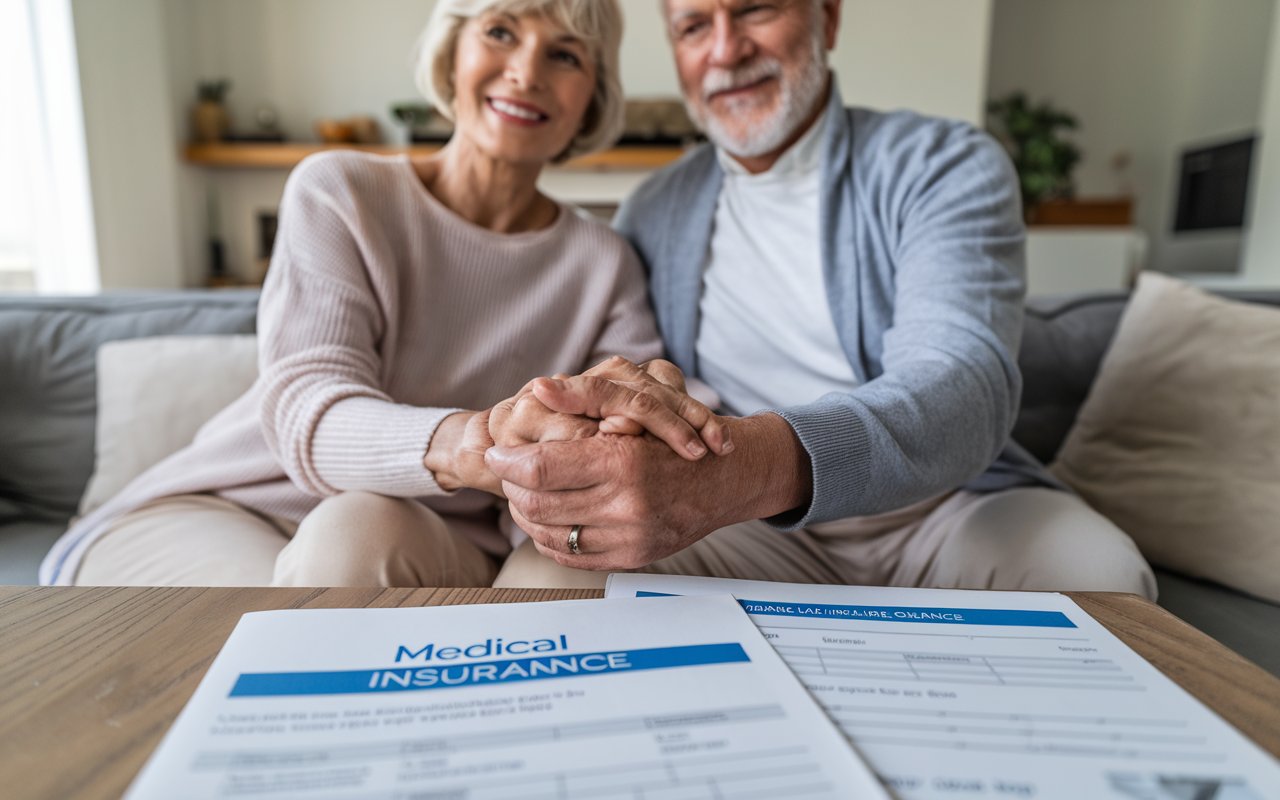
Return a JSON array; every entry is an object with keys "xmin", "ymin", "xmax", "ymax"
[{"xmin": 1, "ymin": 587, "xmax": 1277, "ymax": 799}]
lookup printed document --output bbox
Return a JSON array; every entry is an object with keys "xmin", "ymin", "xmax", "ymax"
[
  {"xmin": 125, "ymin": 594, "xmax": 887, "ymax": 799},
  {"xmin": 607, "ymin": 574, "xmax": 1280, "ymax": 800}
]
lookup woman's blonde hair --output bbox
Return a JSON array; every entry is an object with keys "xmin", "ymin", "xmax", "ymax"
[{"xmin": 415, "ymin": 0, "xmax": 625, "ymax": 161}]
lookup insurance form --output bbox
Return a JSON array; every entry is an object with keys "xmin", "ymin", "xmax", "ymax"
[
  {"xmin": 607, "ymin": 575, "xmax": 1280, "ymax": 800},
  {"xmin": 124, "ymin": 595, "xmax": 886, "ymax": 799}
]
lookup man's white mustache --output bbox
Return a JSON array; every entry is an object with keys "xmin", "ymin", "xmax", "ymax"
[{"xmin": 701, "ymin": 59, "xmax": 782, "ymax": 101}]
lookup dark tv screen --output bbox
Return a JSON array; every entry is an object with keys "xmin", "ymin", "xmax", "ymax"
[{"xmin": 1173, "ymin": 136, "xmax": 1256, "ymax": 232}]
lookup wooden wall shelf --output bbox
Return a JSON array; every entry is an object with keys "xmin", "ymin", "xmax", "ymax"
[
  {"xmin": 1027, "ymin": 198, "xmax": 1134, "ymax": 227},
  {"xmin": 183, "ymin": 143, "xmax": 685, "ymax": 171}
]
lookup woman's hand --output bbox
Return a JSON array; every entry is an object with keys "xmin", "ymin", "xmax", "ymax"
[
  {"xmin": 424, "ymin": 400, "xmax": 598, "ymax": 497},
  {"xmin": 491, "ymin": 357, "xmax": 733, "ymax": 460},
  {"xmin": 423, "ymin": 409, "xmax": 506, "ymax": 496}
]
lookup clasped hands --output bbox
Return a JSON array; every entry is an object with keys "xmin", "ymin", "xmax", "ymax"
[{"xmin": 428, "ymin": 357, "xmax": 740, "ymax": 571}]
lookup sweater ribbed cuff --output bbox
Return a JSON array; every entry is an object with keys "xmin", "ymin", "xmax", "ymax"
[
  {"xmin": 311, "ymin": 396, "xmax": 464, "ymax": 497},
  {"xmin": 769, "ymin": 399, "xmax": 873, "ymax": 530}
]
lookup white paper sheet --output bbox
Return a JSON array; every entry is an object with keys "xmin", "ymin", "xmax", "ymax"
[
  {"xmin": 606, "ymin": 574, "xmax": 1280, "ymax": 800},
  {"xmin": 125, "ymin": 595, "xmax": 887, "ymax": 799}
]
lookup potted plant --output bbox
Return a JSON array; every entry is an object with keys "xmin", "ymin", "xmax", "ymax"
[
  {"xmin": 192, "ymin": 80, "xmax": 232, "ymax": 143},
  {"xmin": 987, "ymin": 92, "xmax": 1082, "ymax": 222}
]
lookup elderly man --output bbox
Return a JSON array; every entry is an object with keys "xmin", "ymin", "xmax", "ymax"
[{"xmin": 487, "ymin": 0, "xmax": 1155, "ymax": 598}]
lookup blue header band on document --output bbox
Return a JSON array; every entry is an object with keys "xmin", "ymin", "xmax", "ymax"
[
  {"xmin": 229, "ymin": 642, "xmax": 750, "ymax": 698},
  {"xmin": 635, "ymin": 592, "xmax": 1077, "ymax": 629}
]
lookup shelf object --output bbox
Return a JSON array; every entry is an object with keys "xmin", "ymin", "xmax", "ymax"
[
  {"xmin": 183, "ymin": 143, "xmax": 685, "ymax": 171},
  {"xmin": 1027, "ymin": 198, "xmax": 1133, "ymax": 227}
]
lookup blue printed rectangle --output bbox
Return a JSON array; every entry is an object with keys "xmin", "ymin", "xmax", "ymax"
[
  {"xmin": 635, "ymin": 592, "xmax": 1076, "ymax": 629},
  {"xmin": 230, "ymin": 642, "xmax": 750, "ymax": 698}
]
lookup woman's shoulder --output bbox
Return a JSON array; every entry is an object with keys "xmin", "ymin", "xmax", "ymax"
[{"xmin": 283, "ymin": 150, "xmax": 409, "ymax": 205}]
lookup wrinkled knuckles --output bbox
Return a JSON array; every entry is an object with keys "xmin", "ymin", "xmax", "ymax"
[
  {"xmin": 643, "ymin": 358, "xmax": 680, "ymax": 378},
  {"xmin": 489, "ymin": 399, "xmax": 516, "ymax": 421},
  {"xmin": 597, "ymin": 355, "xmax": 644, "ymax": 380},
  {"xmin": 580, "ymin": 374, "xmax": 612, "ymax": 396},
  {"xmin": 499, "ymin": 480, "xmax": 538, "ymax": 514},
  {"xmin": 566, "ymin": 418, "xmax": 602, "ymax": 440},
  {"xmin": 500, "ymin": 453, "xmax": 548, "ymax": 490},
  {"xmin": 516, "ymin": 489, "xmax": 553, "ymax": 524},
  {"xmin": 511, "ymin": 394, "xmax": 547, "ymax": 420},
  {"xmin": 677, "ymin": 396, "xmax": 711, "ymax": 424},
  {"xmin": 625, "ymin": 390, "xmax": 663, "ymax": 416}
]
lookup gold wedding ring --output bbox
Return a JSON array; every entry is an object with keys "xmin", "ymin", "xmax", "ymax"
[{"xmin": 567, "ymin": 524, "xmax": 583, "ymax": 555}]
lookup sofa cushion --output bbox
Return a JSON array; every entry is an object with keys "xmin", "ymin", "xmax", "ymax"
[
  {"xmin": 79, "ymin": 335, "xmax": 260, "ymax": 515},
  {"xmin": 1015, "ymin": 288, "xmax": 1280, "ymax": 465},
  {"xmin": 1050, "ymin": 273, "xmax": 1280, "ymax": 603},
  {"xmin": 0, "ymin": 520, "xmax": 68, "ymax": 585},
  {"xmin": 1015, "ymin": 297, "xmax": 1127, "ymax": 464},
  {"xmin": 1155, "ymin": 568, "xmax": 1280, "ymax": 678},
  {"xmin": 0, "ymin": 292, "xmax": 258, "ymax": 522}
]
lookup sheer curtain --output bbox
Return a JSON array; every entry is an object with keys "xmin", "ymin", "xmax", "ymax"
[{"xmin": 0, "ymin": 0, "xmax": 98, "ymax": 294}]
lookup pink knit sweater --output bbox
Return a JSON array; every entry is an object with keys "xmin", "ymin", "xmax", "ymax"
[{"xmin": 40, "ymin": 152, "xmax": 663, "ymax": 585}]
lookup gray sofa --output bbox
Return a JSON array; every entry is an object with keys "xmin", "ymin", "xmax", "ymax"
[{"xmin": 2, "ymin": 289, "xmax": 1277, "ymax": 677}]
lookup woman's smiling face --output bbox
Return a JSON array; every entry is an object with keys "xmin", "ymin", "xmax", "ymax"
[{"xmin": 450, "ymin": 10, "xmax": 597, "ymax": 167}]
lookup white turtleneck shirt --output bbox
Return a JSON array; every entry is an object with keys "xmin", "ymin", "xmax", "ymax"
[{"xmin": 695, "ymin": 112, "xmax": 859, "ymax": 416}]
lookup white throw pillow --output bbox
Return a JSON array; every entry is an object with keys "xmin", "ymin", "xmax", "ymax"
[
  {"xmin": 1049, "ymin": 273, "xmax": 1280, "ymax": 602},
  {"xmin": 78, "ymin": 335, "xmax": 259, "ymax": 515}
]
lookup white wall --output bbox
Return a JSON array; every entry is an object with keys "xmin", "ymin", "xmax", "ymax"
[
  {"xmin": 183, "ymin": 0, "xmax": 992, "ymax": 145},
  {"xmin": 162, "ymin": 0, "xmax": 209, "ymax": 287},
  {"xmin": 71, "ymin": 0, "xmax": 187, "ymax": 289},
  {"xmin": 837, "ymin": 0, "xmax": 992, "ymax": 125},
  {"xmin": 1244, "ymin": 5, "xmax": 1280, "ymax": 285},
  {"xmin": 987, "ymin": 0, "xmax": 1276, "ymax": 277},
  {"xmin": 75, "ymin": 0, "xmax": 993, "ymax": 286}
]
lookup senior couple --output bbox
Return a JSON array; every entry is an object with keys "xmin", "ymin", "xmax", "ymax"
[{"xmin": 41, "ymin": 0, "xmax": 1155, "ymax": 599}]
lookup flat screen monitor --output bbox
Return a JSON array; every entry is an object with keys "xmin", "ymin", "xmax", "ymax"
[{"xmin": 1173, "ymin": 136, "xmax": 1256, "ymax": 232}]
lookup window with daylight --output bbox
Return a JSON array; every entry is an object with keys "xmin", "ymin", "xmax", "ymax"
[{"xmin": 0, "ymin": 0, "xmax": 98, "ymax": 293}]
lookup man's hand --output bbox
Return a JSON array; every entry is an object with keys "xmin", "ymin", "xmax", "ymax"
[
  {"xmin": 488, "ymin": 380, "xmax": 601, "ymax": 448},
  {"xmin": 488, "ymin": 432, "xmax": 726, "ymax": 570},
  {"xmin": 490, "ymin": 357, "xmax": 733, "ymax": 460},
  {"xmin": 485, "ymin": 413, "xmax": 813, "ymax": 571},
  {"xmin": 545, "ymin": 357, "xmax": 732, "ymax": 456}
]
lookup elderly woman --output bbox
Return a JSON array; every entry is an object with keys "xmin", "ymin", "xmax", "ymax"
[{"xmin": 40, "ymin": 0, "xmax": 724, "ymax": 588}]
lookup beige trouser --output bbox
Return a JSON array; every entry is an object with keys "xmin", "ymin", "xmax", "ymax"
[
  {"xmin": 74, "ymin": 492, "xmax": 498, "ymax": 587},
  {"xmin": 492, "ymin": 488, "xmax": 1158, "ymax": 600}
]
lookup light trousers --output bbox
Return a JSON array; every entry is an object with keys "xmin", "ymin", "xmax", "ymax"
[
  {"xmin": 75, "ymin": 488, "xmax": 1156, "ymax": 601},
  {"xmin": 74, "ymin": 492, "xmax": 497, "ymax": 588},
  {"xmin": 492, "ymin": 488, "xmax": 1158, "ymax": 600}
]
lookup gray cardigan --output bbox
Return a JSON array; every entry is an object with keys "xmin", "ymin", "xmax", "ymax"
[{"xmin": 613, "ymin": 84, "xmax": 1059, "ymax": 529}]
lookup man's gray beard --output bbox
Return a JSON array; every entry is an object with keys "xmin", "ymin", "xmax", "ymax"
[{"xmin": 686, "ymin": 37, "xmax": 828, "ymax": 159}]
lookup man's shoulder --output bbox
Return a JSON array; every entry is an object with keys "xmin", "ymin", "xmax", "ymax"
[
  {"xmin": 848, "ymin": 105, "xmax": 975, "ymax": 138},
  {"xmin": 612, "ymin": 142, "xmax": 721, "ymax": 257},
  {"xmin": 622, "ymin": 143, "xmax": 719, "ymax": 217},
  {"xmin": 845, "ymin": 106, "xmax": 1011, "ymax": 179}
]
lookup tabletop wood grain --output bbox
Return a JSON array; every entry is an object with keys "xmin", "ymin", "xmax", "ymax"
[{"xmin": 0, "ymin": 587, "xmax": 1275, "ymax": 799}]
